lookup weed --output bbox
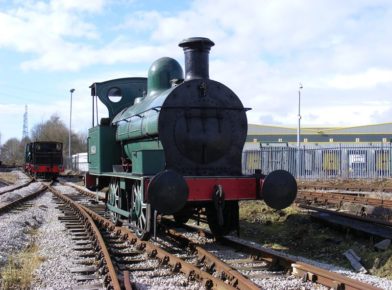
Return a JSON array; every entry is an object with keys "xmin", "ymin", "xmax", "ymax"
[
  {"xmin": 239, "ymin": 200, "xmax": 392, "ymax": 279},
  {"xmin": 0, "ymin": 244, "xmax": 45, "ymax": 289}
]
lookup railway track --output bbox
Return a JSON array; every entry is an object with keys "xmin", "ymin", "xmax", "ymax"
[
  {"xmin": 296, "ymin": 185, "xmax": 392, "ymax": 239},
  {"xmin": 297, "ymin": 190, "xmax": 392, "ymax": 210},
  {"xmin": 299, "ymin": 183, "xmax": 392, "ymax": 193},
  {"xmin": 49, "ymin": 184, "xmax": 123, "ymax": 289},
  {"xmin": 0, "ymin": 179, "xmax": 34, "ymax": 195},
  {"xmin": 49, "ymin": 183, "xmax": 243, "ymax": 289},
  {"xmin": 0, "ymin": 173, "xmax": 389, "ymax": 289},
  {"xmin": 0, "ymin": 180, "xmax": 47, "ymax": 214},
  {"xmin": 57, "ymin": 180, "xmax": 385, "ymax": 289},
  {"xmin": 162, "ymin": 219, "xmax": 382, "ymax": 290}
]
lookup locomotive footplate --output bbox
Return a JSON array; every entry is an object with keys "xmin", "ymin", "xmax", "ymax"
[
  {"xmin": 144, "ymin": 170, "xmax": 297, "ymax": 211},
  {"xmin": 182, "ymin": 176, "xmax": 258, "ymax": 201}
]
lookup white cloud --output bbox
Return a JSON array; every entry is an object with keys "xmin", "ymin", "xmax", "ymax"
[
  {"xmin": 2, "ymin": 0, "xmax": 392, "ymax": 142},
  {"xmin": 0, "ymin": 0, "xmax": 102, "ymax": 59},
  {"xmin": 111, "ymin": 0, "xmax": 392, "ymax": 128},
  {"xmin": 326, "ymin": 69, "xmax": 392, "ymax": 89},
  {"xmin": 50, "ymin": 0, "xmax": 106, "ymax": 13}
]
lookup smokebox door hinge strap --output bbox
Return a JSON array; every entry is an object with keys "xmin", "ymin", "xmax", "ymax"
[{"xmin": 198, "ymin": 82, "xmax": 207, "ymax": 98}]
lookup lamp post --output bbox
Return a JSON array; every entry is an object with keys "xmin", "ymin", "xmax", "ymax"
[
  {"xmin": 297, "ymin": 83, "xmax": 303, "ymax": 178},
  {"xmin": 69, "ymin": 88, "xmax": 75, "ymax": 169}
]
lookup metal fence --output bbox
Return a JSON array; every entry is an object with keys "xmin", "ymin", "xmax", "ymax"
[{"xmin": 242, "ymin": 143, "xmax": 392, "ymax": 180}]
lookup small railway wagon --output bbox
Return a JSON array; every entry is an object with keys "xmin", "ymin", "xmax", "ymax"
[
  {"xmin": 24, "ymin": 141, "xmax": 63, "ymax": 179},
  {"xmin": 86, "ymin": 37, "xmax": 297, "ymax": 240}
]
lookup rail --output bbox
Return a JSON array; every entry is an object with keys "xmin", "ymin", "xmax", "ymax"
[
  {"xmin": 0, "ymin": 181, "xmax": 47, "ymax": 213},
  {"xmin": 165, "ymin": 218, "xmax": 381, "ymax": 290},
  {"xmin": 48, "ymin": 185, "xmax": 122, "ymax": 290},
  {"xmin": 0, "ymin": 179, "xmax": 34, "ymax": 195}
]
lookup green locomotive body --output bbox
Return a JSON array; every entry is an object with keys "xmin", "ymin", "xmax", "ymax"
[{"xmin": 86, "ymin": 37, "xmax": 297, "ymax": 240}]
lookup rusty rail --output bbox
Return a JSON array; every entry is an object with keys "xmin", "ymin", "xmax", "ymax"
[
  {"xmin": 300, "ymin": 204, "xmax": 392, "ymax": 227},
  {"xmin": 166, "ymin": 228, "xmax": 260, "ymax": 290},
  {"xmin": 298, "ymin": 190, "xmax": 392, "ymax": 209},
  {"xmin": 48, "ymin": 185, "xmax": 121, "ymax": 290},
  {"xmin": 0, "ymin": 179, "xmax": 34, "ymax": 195},
  {"xmin": 292, "ymin": 262, "xmax": 380, "ymax": 290},
  {"xmin": 58, "ymin": 180, "xmax": 104, "ymax": 200},
  {"xmin": 59, "ymin": 181, "xmax": 244, "ymax": 288},
  {"xmin": 0, "ymin": 182, "xmax": 47, "ymax": 214},
  {"xmin": 78, "ymin": 204, "xmax": 237, "ymax": 290},
  {"xmin": 59, "ymin": 181, "xmax": 383, "ymax": 289},
  {"xmin": 299, "ymin": 183, "xmax": 392, "ymax": 193},
  {"xmin": 162, "ymin": 218, "xmax": 381, "ymax": 290},
  {"xmin": 221, "ymin": 236, "xmax": 381, "ymax": 290}
]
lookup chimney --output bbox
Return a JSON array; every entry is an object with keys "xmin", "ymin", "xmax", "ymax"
[{"xmin": 179, "ymin": 37, "xmax": 215, "ymax": 80}]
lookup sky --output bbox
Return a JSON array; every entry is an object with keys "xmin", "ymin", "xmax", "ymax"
[{"xmin": 1, "ymin": 0, "xmax": 392, "ymax": 143}]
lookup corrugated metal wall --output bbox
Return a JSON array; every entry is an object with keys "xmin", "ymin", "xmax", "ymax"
[{"xmin": 242, "ymin": 143, "xmax": 392, "ymax": 179}]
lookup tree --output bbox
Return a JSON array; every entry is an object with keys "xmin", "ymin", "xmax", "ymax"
[
  {"xmin": 0, "ymin": 115, "xmax": 86, "ymax": 166},
  {"xmin": 31, "ymin": 114, "xmax": 87, "ymax": 156},
  {"xmin": 31, "ymin": 114, "xmax": 68, "ymax": 143},
  {"xmin": 0, "ymin": 138, "xmax": 22, "ymax": 165}
]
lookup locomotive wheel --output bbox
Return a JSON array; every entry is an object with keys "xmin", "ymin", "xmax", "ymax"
[
  {"xmin": 108, "ymin": 179, "xmax": 121, "ymax": 226},
  {"xmin": 206, "ymin": 201, "xmax": 239, "ymax": 239},
  {"xmin": 173, "ymin": 209, "xmax": 193, "ymax": 225},
  {"xmin": 131, "ymin": 182, "xmax": 151, "ymax": 240},
  {"xmin": 173, "ymin": 213, "xmax": 190, "ymax": 225}
]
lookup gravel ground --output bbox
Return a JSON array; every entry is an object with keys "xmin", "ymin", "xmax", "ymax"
[
  {"xmin": 31, "ymin": 192, "xmax": 104, "ymax": 289},
  {"xmin": 227, "ymin": 235, "xmax": 392, "ymax": 289},
  {"xmin": 2, "ymin": 173, "xmax": 390, "ymax": 289},
  {"xmin": 0, "ymin": 192, "xmax": 47, "ymax": 268},
  {"xmin": 177, "ymin": 231, "xmax": 323, "ymax": 290},
  {"xmin": 119, "ymin": 236, "xmax": 205, "ymax": 289},
  {"xmin": 0, "ymin": 187, "xmax": 104, "ymax": 289}
]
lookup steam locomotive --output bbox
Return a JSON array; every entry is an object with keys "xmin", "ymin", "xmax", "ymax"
[
  {"xmin": 24, "ymin": 141, "xmax": 64, "ymax": 179},
  {"xmin": 86, "ymin": 37, "xmax": 297, "ymax": 240}
]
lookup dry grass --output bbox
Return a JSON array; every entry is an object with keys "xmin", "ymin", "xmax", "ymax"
[
  {"xmin": 239, "ymin": 200, "xmax": 392, "ymax": 279},
  {"xmin": 0, "ymin": 172, "xmax": 19, "ymax": 184},
  {"xmin": 0, "ymin": 244, "xmax": 45, "ymax": 289}
]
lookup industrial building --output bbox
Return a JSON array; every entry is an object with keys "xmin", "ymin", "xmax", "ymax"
[
  {"xmin": 246, "ymin": 122, "xmax": 392, "ymax": 145},
  {"xmin": 243, "ymin": 123, "xmax": 392, "ymax": 180}
]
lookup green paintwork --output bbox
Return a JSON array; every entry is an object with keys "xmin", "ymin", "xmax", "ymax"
[
  {"xmin": 120, "ymin": 179, "xmax": 126, "ymax": 190},
  {"xmin": 131, "ymin": 150, "xmax": 165, "ymax": 175},
  {"xmin": 115, "ymin": 109, "xmax": 160, "ymax": 141},
  {"xmin": 88, "ymin": 125, "xmax": 121, "ymax": 174},
  {"xmin": 90, "ymin": 58, "xmax": 183, "ymax": 176},
  {"xmin": 112, "ymin": 58, "xmax": 183, "ymax": 143},
  {"xmin": 124, "ymin": 139, "xmax": 162, "ymax": 153},
  {"xmin": 147, "ymin": 57, "xmax": 184, "ymax": 97},
  {"xmin": 123, "ymin": 140, "xmax": 164, "ymax": 175},
  {"xmin": 90, "ymin": 77, "xmax": 147, "ymax": 119},
  {"xmin": 110, "ymin": 58, "xmax": 183, "ymax": 174},
  {"xmin": 107, "ymin": 203, "xmax": 130, "ymax": 217}
]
